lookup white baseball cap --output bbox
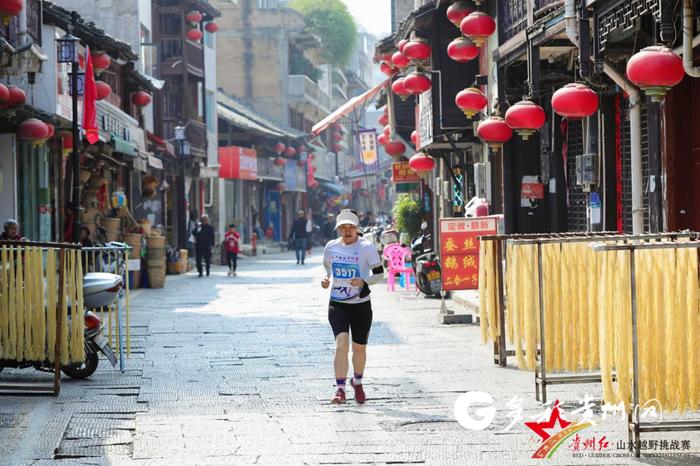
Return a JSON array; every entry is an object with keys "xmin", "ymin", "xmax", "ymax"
[{"xmin": 335, "ymin": 210, "xmax": 359, "ymax": 229}]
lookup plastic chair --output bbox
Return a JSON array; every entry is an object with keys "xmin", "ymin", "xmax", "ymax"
[{"xmin": 383, "ymin": 244, "xmax": 415, "ymax": 292}]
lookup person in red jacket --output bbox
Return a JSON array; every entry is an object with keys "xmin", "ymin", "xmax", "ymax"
[{"xmin": 224, "ymin": 224, "xmax": 241, "ymax": 276}]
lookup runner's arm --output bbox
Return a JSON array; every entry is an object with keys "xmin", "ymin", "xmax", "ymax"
[{"xmin": 362, "ymin": 244, "xmax": 384, "ymax": 286}]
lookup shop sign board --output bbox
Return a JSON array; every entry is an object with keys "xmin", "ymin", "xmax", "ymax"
[
  {"xmin": 392, "ymin": 162, "xmax": 420, "ymax": 184},
  {"xmin": 218, "ymin": 146, "xmax": 257, "ymax": 180},
  {"xmin": 439, "ymin": 216, "xmax": 498, "ymax": 291}
]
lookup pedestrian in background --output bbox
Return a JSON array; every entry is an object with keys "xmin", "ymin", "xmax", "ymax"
[
  {"xmin": 305, "ymin": 210, "xmax": 314, "ymax": 256},
  {"xmin": 321, "ymin": 210, "xmax": 384, "ymax": 405},
  {"xmin": 321, "ymin": 213, "xmax": 335, "ymax": 244},
  {"xmin": 224, "ymin": 224, "xmax": 241, "ymax": 277},
  {"xmin": 289, "ymin": 209, "xmax": 309, "ymax": 265},
  {"xmin": 1, "ymin": 219, "xmax": 24, "ymax": 241},
  {"xmin": 193, "ymin": 214, "xmax": 215, "ymax": 277}
]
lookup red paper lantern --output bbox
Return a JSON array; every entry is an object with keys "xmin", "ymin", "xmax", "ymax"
[
  {"xmin": 205, "ymin": 22, "xmax": 218, "ymax": 33},
  {"xmin": 380, "ymin": 62, "xmax": 396, "ymax": 76},
  {"xmin": 411, "ymin": 130, "xmax": 418, "ymax": 146},
  {"xmin": 0, "ymin": 83, "xmax": 8, "ymax": 103},
  {"xmin": 274, "ymin": 157, "xmax": 286, "ymax": 166},
  {"xmin": 274, "ymin": 142, "xmax": 286, "ymax": 154},
  {"xmin": 0, "ymin": 0, "xmax": 23, "ymax": 20},
  {"xmin": 392, "ymin": 77, "xmax": 410, "ymax": 98},
  {"xmin": 45, "ymin": 123, "xmax": 55, "ymax": 139},
  {"xmin": 95, "ymin": 81, "xmax": 112, "ymax": 100},
  {"xmin": 91, "ymin": 51, "xmax": 111, "ymax": 74},
  {"xmin": 377, "ymin": 133, "xmax": 388, "ymax": 145},
  {"xmin": 460, "ymin": 11, "xmax": 496, "ymax": 47},
  {"xmin": 185, "ymin": 10, "xmax": 203, "ymax": 24},
  {"xmin": 477, "ymin": 116, "xmax": 513, "ymax": 149},
  {"xmin": 383, "ymin": 125, "xmax": 391, "ymax": 136},
  {"xmin": 0, "ymin": 85, "xmax": 25, "ymax": 109},
  {"xmin": 455, "ymin": 87, "xmax": 487, "ymax": 118},
  {"xmin": 409, "ymin": 152, "xmax": 435, "ymax": 173},
  {"xmin": 626, "ymin": 46, "xmax": 685, "ymax": 101},
  {"xmin": 332, "ymin": 143, "xmax": 343, "ymax": 152},
  {"xmin": 404, "ymin": 72, "xmax": 431, "ymax": 95},
  {"xmin": 403, "ymin": 40, "xmax": 431, "ymax": 62},
  {"xmin": 132, "ymin": 91, "xmax": 152, "ymax": 107},
  {"xmin": 187, "ymin": 29, "xmax": 203, "ymax": 42},
  {"xmin": 398, "ymin": 39, "xmax": 409, "ymax": 52},
  {"xmin": 447, "ymin": 36, "xmax": 479, "ymax": 62},
  {"xmin": 385, "ymin": 140, "xmax": 406, "ymax": 157},
  {"xmin": 392, "ymin": 51, "xmax": 410, "ymax": 69},
  {"xmin": 18, "ymin": 118, "xmax": 50, "ymax": 146},
  {"xmin": 551, "ymin": 83, "xmax": 599, "ymax": 118},
  {"xmin": 284, "ymin": 146, "xmax": 296, "ymax": 157},
  {"xmin": 504, "ymin": 100, "xmax": 546, "ymax": 140},
  {"xmin": 378, "ymin": 113, "xmax": 389, "ymax": 126},
  {"xmin": 447, "ymin": 1, "xmax": 472, "ymax": 28}
]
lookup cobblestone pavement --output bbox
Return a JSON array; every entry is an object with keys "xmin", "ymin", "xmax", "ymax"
[{"xmin": 0, "ymin": 251, "xmax": 699, "ymax": 465}]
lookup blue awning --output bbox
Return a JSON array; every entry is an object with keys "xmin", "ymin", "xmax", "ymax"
[
  {"xmin": 318, "ymin": 180, "xmax": 344, "ymax": 195},
  {"xmin": 110, "ymin": 134, "xmax": 136, "ymax": 156}
]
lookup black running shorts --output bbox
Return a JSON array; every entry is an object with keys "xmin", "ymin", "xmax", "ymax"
[{"xmin": 328, "ymin": 300, "xmax": 373, "ymax": 345}]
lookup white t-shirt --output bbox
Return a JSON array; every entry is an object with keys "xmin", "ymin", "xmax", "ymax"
[{"xmin": 323, "ymin": 237, "xmax": 383, "ymax": 304}]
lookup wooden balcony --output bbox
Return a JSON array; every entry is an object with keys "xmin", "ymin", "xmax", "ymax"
[{"xmin": 159, "ymin": 35, "xmax": 204, "ymax": 78}]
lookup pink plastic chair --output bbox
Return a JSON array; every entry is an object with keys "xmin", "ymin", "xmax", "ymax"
[{"xmin": 382, "ymin": 243, "xmax": 414, "ymax": 292}]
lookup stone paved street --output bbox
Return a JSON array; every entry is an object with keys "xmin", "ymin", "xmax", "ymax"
[{"xmin": 0, "ymin": 251, "xmax": 699, "ymax": 465}]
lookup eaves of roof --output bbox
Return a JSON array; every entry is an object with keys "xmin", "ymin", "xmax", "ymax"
[
  {"xmin": 217, "ymin": 92, "xmax": 305, "ymax": 141},
  {"xmin": 42, "ymin": 1, "xmax": 138, "ymax": 62}
]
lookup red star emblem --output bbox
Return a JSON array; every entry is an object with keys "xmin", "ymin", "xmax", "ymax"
[{"xmin": 525, "ymin": 400, "xmax": 572, "ymax": 442}]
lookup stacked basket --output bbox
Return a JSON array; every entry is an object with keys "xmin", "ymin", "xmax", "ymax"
[
  {"xmin": 100, "ymin": 217, "xmax": 121, "ymax": 242},
  {"xmin": 146, "ymin": 235, "xmax": 166, "ymax": 288},
  {"xmin": 123, "ymin": 233, "xmax": 143, "ymax": 289}
]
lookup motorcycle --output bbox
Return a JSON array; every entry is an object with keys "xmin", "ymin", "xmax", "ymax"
[
  {"xmin": 411, "ymin": 222, "xmax": 442, "ymax": 298},
  {"xmin": 0, "ymin": 272, "xmax": 120, "ymax": 379}
]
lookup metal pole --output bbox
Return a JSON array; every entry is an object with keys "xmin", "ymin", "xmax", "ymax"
[
  {"xmin": 536, "ymin": 243, "xmax": 547, "ymax": 404},
  {"xmin": 70, "ymin": 13, "xmax": 80, "ymax": 244}
]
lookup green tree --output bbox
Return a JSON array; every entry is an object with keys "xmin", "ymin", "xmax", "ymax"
[
  {"xmin": 392, "ymin": 194, "xmax": 422, "ymax": 239},
  {"xmin": 289, "ymin": 0, "xmax": 358, "ymax": 68}
]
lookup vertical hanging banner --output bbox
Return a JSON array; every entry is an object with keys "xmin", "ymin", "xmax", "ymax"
[
  {"xmin": 358, "ymin": 129, "xmax": 380, "ymax": 173},
  {"xmin": 439, "ymin": 216, "xmax": 498, "ymax": 290}
]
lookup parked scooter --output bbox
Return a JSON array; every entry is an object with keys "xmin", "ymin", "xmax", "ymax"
[
  {"xmin": 411, "ymin": 222, "xmax": 442, "ymax": 298},
  {"xmin": 0, "ymin": 272, "xmax": 120, "ymax": 379}
]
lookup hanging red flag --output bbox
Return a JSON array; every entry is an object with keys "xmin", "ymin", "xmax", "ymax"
[{"xmin": 82, "ymin": 46, "xmax": 99, "ymax": 145}]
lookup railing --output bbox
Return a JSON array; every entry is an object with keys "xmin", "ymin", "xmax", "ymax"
[
  {"xmin": 535, "ymin": 0, "xmax": 562, "ymax": 10},
  {"xmin": 288, "ymin": 75, "xmax": 331, "ymax": 112},
  {"xmin": 499, "ymin": 0, "xmax": 528, "ymax": 43},
  {"xmin": 160, "ymin": 36, "xmax": 204, "ymax": 75},
  {"xmin": 185, "ymin": 119, "xmax": 207, "ymax": 154}
]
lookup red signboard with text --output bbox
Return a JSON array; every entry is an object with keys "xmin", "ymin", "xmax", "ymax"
[
  {"xmin": 392, "ymin": 162, "xmax": 421, "ymax": 184},
  {"xmin": 219, "ymin": 146, "xmax": 257, "ymax": 180},
  {"xmin": 439, "ymin": 217, "xmax": 498, "ymax": 291}
]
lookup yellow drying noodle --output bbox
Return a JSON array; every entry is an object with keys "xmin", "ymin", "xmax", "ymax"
[
  {"xmin": 7, "ymin": 247, "xmax": 17, "ymax": 360},
  {"xmin": 675, "ymin": 248, "xmax": 690, "ymax": 411},
  {"xmin": 615, "ymin": 250, "xmax": 633, "ymax": 408},
  {"xmin": 32, "ymin": 248, "xmax": 46, "ymax": 361},
  {"xmin": 598, "ymin": 250, "xmax": 616, "ymax": 405},
  {"xmin": 635, "ymin": 250, "xmax": 652, "ymax": 406},
  {"xmin": 478, "ymin": 240, "xmax": 489, "ymax": 344},
  {"xmin": 541, "ymin": 244, "xmax": 556, "ymax": 371},
  {"xmin": 688, "ymin": 249, "xmax": 700, "ymax": 410},
  {"xmin": 510, "ymin": 244, "xmax": 526, "ymax": 368},
  {"xmin": 15, "ymin": 248, "xmax": 25, "ymax": 361},
  {"xmin": 552, "ymin": 244, "xmax": 564, "ymax": 372},
  {"xmin": 575, "ymin": 244, "xmax": 587, "ymax": 371},
  {"xmin": 524, "ymin": 244, "xmax": 540, "ymax": 371},
  {"xmin": 60, "ymin": 251, "xmax": 70, "ymax": 365},
  {"xmin": 46, "ymin": 249, "xmax": 57, "ymax": 363},
  {"xmin": 505, "ymin": 243, "xmax": 515, "ymax": 344},
  {"xmin": 587, "ymin": 246, "xmax": 601, "ymax": 371},
  {"xmin": 73, "ymin": 251, "xmax": 85, "ymax": 363},
  {"xmin": 486, "ymin": 241, "xmax": 499, "ymax": 342},
  {"xmin": 560, "ymin": 244, "xmax": 575, "ymax": 372},
  {"xmin": 0, "ymin": 248, "xmax": 8, "ymax": 359}
]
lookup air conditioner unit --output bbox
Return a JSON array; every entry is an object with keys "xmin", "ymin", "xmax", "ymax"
[{"xmin": 474, "ymin": 162, "xmax": 491, "ymax": 202}]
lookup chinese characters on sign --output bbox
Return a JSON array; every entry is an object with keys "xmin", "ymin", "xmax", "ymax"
[
  {"xmin": 218, "ymin": 146, "xmax": 258, "ymax": 180},
  {"xmin": 358, "ymin": 129, "xmax": 379, "ymax": 171},
  {"xmin": 439, "ymin": 217, "xmax": 497, "ymax": 291},
  {"xmin": 392, "ymin": 162, "xmax": 421, "ymax": 184}
]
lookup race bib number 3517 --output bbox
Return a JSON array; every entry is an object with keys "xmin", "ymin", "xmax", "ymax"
[{"xmin": 332, "ymin": 263, "xmax": 360, "ymax": 279}]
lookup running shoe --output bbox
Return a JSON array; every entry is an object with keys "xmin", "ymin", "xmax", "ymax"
[
  {"xmin": 330, "ymin": 388, "xmax": 346, "ymax": 404},
  {"xmin": 350, "ymin": 379, "xmax": 366, "ymax": 404}
]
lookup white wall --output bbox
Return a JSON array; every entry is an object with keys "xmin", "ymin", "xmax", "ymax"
[{"xmin": 0, "ymin": 135, "xmax": 17, "ymax": 223}]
